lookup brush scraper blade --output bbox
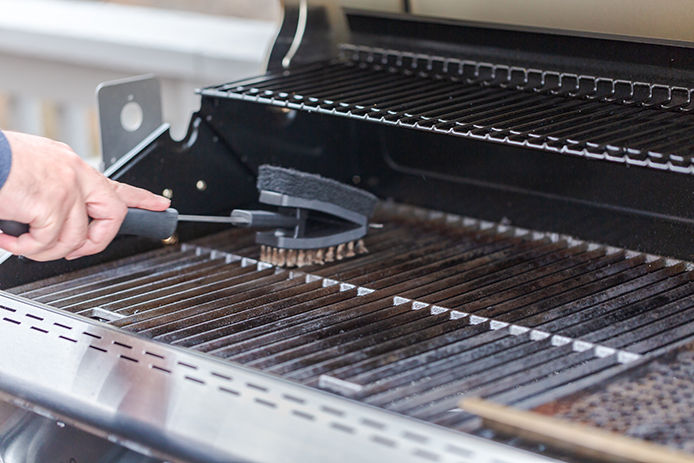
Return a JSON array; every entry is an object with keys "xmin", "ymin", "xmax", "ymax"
[{"xmin": 256, "ymin": 165, "xmax": 378, "ymax": 219}]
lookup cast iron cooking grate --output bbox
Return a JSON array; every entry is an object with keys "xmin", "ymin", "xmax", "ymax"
[
  {"xmin": 9, "ymin": 204, "xmax": 694, "ymax": 431},
  {"xmin": 201, "ymin": 44, "xmax": 694, "ymax": 175},
  {"xmin": 533, "ymin": 341, "xmax": 694, "ymax": 451}
]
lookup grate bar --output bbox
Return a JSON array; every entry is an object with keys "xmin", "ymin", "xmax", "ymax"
[
  {"xmin": 530, "ymin": 265, "xmax": 687, "ymax": 331},
  {"xmin": 618, "ymin": 317, "xmax": 694, "ymax": 354},
  {"xmin": 14, "ymin": 248, "xmax": 201, "ymax": 300},
  {"xmin": 247, "ymin": 248, "xmax": 609, "ymax": 379},
  {"xmin": 114, "ymin": 275, "xmax": 311, "ymax": 330},
  {"xmin": 155, "ymin": 284, "xmax": 353, "ymax": 344},
  {"xmin": 109, "ymin": 268, "xmax": 286, "ymax": 313},
  {"xmin": 408, "ymin": 349, "xmax": 611, "ymax": 420},
  {"xmin": 338, "ymin": 322, "xmax": 509, "ymax": 384},
  {"xmin": 189, "ymin": 240, "xmax": 574, "ymax": 357},
  {"xmin": 264, "ymin": 308, "xmax": 452, "ymax": 377},
  {"xmin": 63, "ymin": 262, "xmax": 264, "ymax": 313},
  {"xmin": 355, "ymin": 330, "xmax": 541, "ymax": 399},
  {"xmin": 297, "ymin": 254, "xmax": 632, "ymax": 384},
  {"xmin": 435, "ymin": 353, "xmax": 620, "ymax": 428},
  {"xmin": 559, "ymin": 279, "xmax": 694, "ymax": 339},
  {"xmin": 434, "ymin": 93, "xmax": 563, "ymax": 127},
  {"xmin": 588, "ymin": 295, "xmax": 694, "ymax": 349},
  {"xmin": 421, "ymin": 247, "xmax": 606, "ymax": 309},
  {"xmin": 471, "ymin": 252, "xmax": 638, "ymax": 319},
  {"xmin": 372, "ymin": 85, "xmax": 495, "ymax": 119},
  {"xmin": 237, "ymin": 61, "xmax": 350, "ymax": 93},
  {"xmin": 52, "ymin": 253, "xmax": 233, "ymax": 309},
  {"xmin": 369, "ymin": 337, "xmax": 572, "ymax": 410},
  {"xmin": 400, "ymin": 350, "xmax": 622, "ymax": 427},
  {"xmin": 353, "ymin": 79, "xmax": 461, "ymax": 114}
]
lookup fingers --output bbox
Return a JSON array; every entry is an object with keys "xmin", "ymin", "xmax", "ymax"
[
  {"xmin": 64, "ymin": 218, "xmax": 121, "ymax": 261},
  {"xmin": 64, "ymin": 185, "xmax": 128, "ymax": 260},
  {"xmin": 27, "ymin": 200, "xmax": 90, "ymax": 261},
  {"xmin": 0, "ymin": 197, "xmax": 89, "ymax": 261},
  {"xmin": 110, "ymin": 180, "xmax": 170, "ymax": 211}
]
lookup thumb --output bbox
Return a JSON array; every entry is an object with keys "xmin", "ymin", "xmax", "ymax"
[{"xmin": 0, "ymin": 234, "xmax": 19, "ymax": 255}]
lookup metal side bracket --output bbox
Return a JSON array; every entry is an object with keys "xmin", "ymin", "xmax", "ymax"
[
  {"xmin": 97, "ymin": 75, "xmax": 166, "ymax": 172},
  {"xmin": 94, "ymin": 74, "xmax": 257, "ymax": 219}
]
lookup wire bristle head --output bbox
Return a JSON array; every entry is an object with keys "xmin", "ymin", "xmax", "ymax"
[
  {"xmin": 356, "ymin": 239, "xmax": 368, "ymax": 254},
  {"xmin": 286, "ymin": 249, "xmax": 297, "ymax": 267},
  {"xmin": 336, "ymin": 243, "xmax": 346, "ymax": 260},
  {"xmin": 258, "ymin": 240, "xmax": 369, "ymax": 268},
  {"xmin": 325, "ymin": 246, "xmax": 335, "ymax": 262},
  {"xmin": 345, "ymin": 240, "xmax": 356, "ymax": 258},
  {"xmin": 297, "ymin": 249, "xmax": 307, "ymax": 267}
]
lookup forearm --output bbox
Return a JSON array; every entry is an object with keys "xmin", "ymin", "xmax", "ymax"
[{"xmin": 0, "ymin": 131, "xmax": 11, "ymax": 189}]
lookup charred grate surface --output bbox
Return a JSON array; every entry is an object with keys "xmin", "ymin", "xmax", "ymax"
[
  {"xmin": 534, "ymin": 342, "xmax": 694, "ymax": 452},
  {"xmin": 202, "ymin": 44, "xmax": 694, "ymax": 174},
  {"xmin": 9, "ymin": 204, "xmax": 694, "ymax": 432}
]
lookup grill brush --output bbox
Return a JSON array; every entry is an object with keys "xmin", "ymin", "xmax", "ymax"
[{"xmin": 0, "ymin": 165, "xmax": 378, "ymax": 267}]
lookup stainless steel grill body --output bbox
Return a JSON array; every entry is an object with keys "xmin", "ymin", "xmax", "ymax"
[{"xmin": 3, "ymin": 2, "xmax": 694, "ymax": 461}]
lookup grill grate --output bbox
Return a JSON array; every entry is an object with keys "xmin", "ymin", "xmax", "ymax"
[
  {"xmin": 10, "ymin": 204, "xmax": 694, "ymax": 432},
  {"xmin": 535, "ymin": 341, "xmax": 694, "ymax": 452},
  {"xmin": 201, "ymin": 44, "xmax": 694, "ymax": 175}
]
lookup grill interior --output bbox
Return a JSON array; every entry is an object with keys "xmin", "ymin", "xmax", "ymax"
[
  {"xmin": 9, "ymin": 204, "xmax": 694, "ymax": 435},
  {"xmin": 202, "ymin": 45, "xmax": 694, "ymax": 174}
]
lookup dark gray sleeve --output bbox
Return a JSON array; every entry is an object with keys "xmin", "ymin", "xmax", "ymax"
[{"xmin": 0, "ymin": 131, "xmax": 11, "ymax": 189}]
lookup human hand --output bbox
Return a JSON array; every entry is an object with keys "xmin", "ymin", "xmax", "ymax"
[{"xmin": 0, "ymin": 131, "xmax": 170, "ymax": 261}]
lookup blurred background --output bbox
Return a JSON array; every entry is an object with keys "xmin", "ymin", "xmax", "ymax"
[
  {"xmin": 0, "ymin": 0, "xmax": 283, "ymax": 166},
  {"xmin": 0, "ymin": 0, "xmax": 687, "ymax": 167}
]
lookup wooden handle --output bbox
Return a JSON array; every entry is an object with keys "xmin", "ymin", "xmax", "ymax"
[{"xmin": 460, "ymin": 397, "xmax": 694, "ymax": 463}]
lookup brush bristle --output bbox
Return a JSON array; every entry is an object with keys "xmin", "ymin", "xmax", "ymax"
[{"xmin": 259, "ymin": 239, "xmax": 368, "ymax": 267}]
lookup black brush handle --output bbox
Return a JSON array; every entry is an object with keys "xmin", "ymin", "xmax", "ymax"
[
  {"xmin": 0, "ymin": 220, "xmax": 29, "ymax": 237},
  {"xmin": 118, "ymin": 208, "xmax": 179, "ymax": 239},
  {"xmin": 0, "ymin": 208, "xmax": 179, "ymax": 240}
]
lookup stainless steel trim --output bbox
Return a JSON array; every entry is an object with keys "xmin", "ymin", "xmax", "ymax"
[
  {"xmin": 268, "ymin": 0, "xmax": 349, "ymax": 70},
  {"xmin": 282, "ymin": 0, "xmax": 308, "ymax": 68},
  {"xmin": 0, "ymin": 399, "xmax": 162, "ymax": 463}
]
